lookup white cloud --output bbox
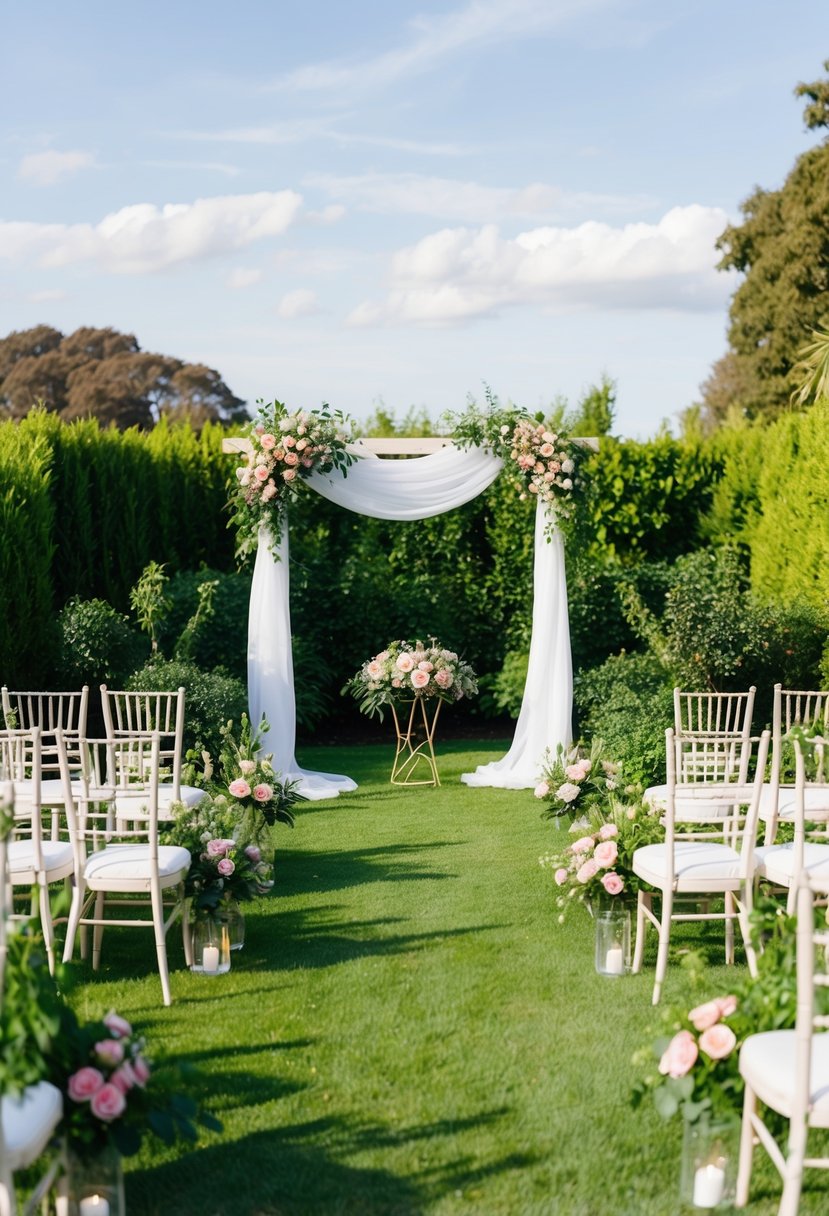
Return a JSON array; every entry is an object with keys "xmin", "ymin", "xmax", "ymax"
[
  {"xmin": 277, "ymin": 289, "xmax": 319, "ymax": 319},
  {"xmin": 347, "ymin": 205, "xmax": 734, "ymax": 326},
  {"xmin": 0, "ymin": 191, "xmax": 303, "ymax": 275},
  {"xmin": 18, "ymin": 149, "xmax": 95, "ymax": 186},
  {"xmin": 227, "ymin": 267, "xmax": 263, "ymax": 289},
  {"xmin": 28, "ymin": 288, "xmax": 67, "ymax": 303},
  {"xmin": 269, "ymin": 0, "xmax": 606, "ymax": 94},
  {"xmin": 307, "ymin": 171, "xmax": 656, "ymax": 223}
]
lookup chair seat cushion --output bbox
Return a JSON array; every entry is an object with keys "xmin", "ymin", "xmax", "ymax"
[
  {"xmin": 632, "ymin": 841, "xmax": 742, "ymax": 891},
  {"xmin": 113, "ymin": 784, "xmax": 206, "ymax": 818},
  {"xmin": 1, "ymin": 1081, "xmax": 63, "ymax": 1169},
  {"xmin": 754, "ymin": 841, "xmax": 829, "ymax": 886},
  {"xmin": 643, "ymin": 784, "xmax": 736, "ymax": 821},
  {"xmin": 84, "ymin": 843, "xmax": 191, "ymax": 889},
  {"xmin": 740, "ymin": 1030, "xmax": 829, "ymax": 1126},
  {"xmin": 758, "ymin": 784, "xmax": 829, "ymax": 822},
  {"xmin": 36, "ymin": 777, "xmax": 114, "ymax": 803},
  {"xmin": 8, "ymin": 838, "xmax": 74, "ymax": 881}
]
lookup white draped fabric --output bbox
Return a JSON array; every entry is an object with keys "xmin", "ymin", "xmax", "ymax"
[{"xmin": 248, "ymin": 443, "xmax": 572, "ymax": 798}]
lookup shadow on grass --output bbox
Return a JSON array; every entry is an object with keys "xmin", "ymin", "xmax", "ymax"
[
  {"xmin": 275, "ymin": 841, "xmax": 462, "ymax": 895},
  {"xmin": 125, "ymin": 1107, "xmax": 532, "ymax": 1216}
]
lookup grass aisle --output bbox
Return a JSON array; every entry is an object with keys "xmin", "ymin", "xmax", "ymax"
[{"xmin": 77, "ymin": 742, "xmax": 828, "ymax": 1215}]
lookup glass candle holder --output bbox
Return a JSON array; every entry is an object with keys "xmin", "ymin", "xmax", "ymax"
[
  {"xmin": 680, "ymin": 1117, "xmax": 738, "ymax": 1210},
  {"xmin": 190, "ymin": 915, "xmax": 231, "ymax": 975},
  {"xmin": 594, "ymin": 906, "xmax": 631, "ymax": 977},
  {"xmin": 221, "ymin": 898, "xmax": 245, "ymax": 951},
  {"xmin": 64, "ymin": 1143, "xmax": 125, "ymax": 1216}
]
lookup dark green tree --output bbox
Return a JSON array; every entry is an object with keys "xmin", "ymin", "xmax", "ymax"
[{"xmin": 706, "ymin": 61, "xmax": 829, "ymax": 423}]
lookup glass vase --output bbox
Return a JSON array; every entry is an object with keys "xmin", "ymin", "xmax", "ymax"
[
  {"xmin": 680, "ymin": 1116, "xmax": 738, "ymax": 1210},
  {"xmin": 594, "ymin": 905, "xmax": 630, "ymax": 977},
  {"xmin": 189, "ymin": 914, "xmax": 231, "ymax": 975},
  {"xmin": 63, "ymin": 1142, "xmax": 125, "ymax": 1216},
  {"xmin": 220, "ymin": 897, "xmax": 245, "ymax": 951}
]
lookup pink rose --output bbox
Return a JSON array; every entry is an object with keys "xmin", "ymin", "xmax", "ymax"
[
  {"xmin": 594, "ymin": 841, "xmax": 618, "ymax": 868},
  {"xmin": 132, "ymin": 1056, "xmax": 151, "ymax": 1087},
  {"xmin": 245, "ymin": 845, "xmax": 261, "ymax": 862},
  {"xmin": 392, "ymin": 678, "xmax": 401, "ymax": 688},
  {"xmin": 556, "ymin": 782, "xmax": 580, "ymax": 803},
  {"xmin": 658, "ymin": 1030, "xmax": 699, "ymax": 1078},
  {"xmin": 699, "ymin": 1024, "xmax": 737, "ymax": 1060},
  {"xmin": 254, "ymin": 465, "xmax": 270, "ymax": 482},
  {"xmin": 434, "ymin": 669, "xmax": 453, "ymax": 688},
  {"xmin": 260, "ymin": 433, "xmax": 276, "ymax": 450},
  {"xmin": 411, "ymin": 669, "xmax": 430, "ymax": 689},
  {"xmin": 94, "ymin": 1039, "xmax": 124, "ymax": 1067},
  {"xmin": 717, "ymin": 995, "xmax": 738, "ymax": 1019},
  {"xmin": 284, "ymin": 451, "xmax": 299, "ymax": 466},
  {"xmin": 228, "ymin": 778, "xmax": 251, "ymax": 798},
  {"xmin": 207, "ymin": 838, "xmax": 229, "ymax": 856},
  {"xmin": 598, "ymin": 824, "xmax": 618, "ymax": 840},
  {"xmin": 554, "ymin": 868, "xmax": 569, "ymax": 885},
  {"xmin": 103, "ymin": 1012, "xmax": 132, "ymax": 1039},
  {"xmin": 534, "ymin": 781, "xmax": 550, "ymax": 799},
  {"xmin": 565, "ymin": 763, "xmax": 588, "ymax": 781},
  {"xmin": 417, "ymin": 660, "xmax": 433, "ymax": 672},
  {"xmin": 217, "ymin": 857, "xmax": 235, "ymax": 876},
  {"xmin": 68, "ymin": 1067, "xmax": 104, "ymax": 1101},
  {"xmin": 283, "ymin": 468, "xmax": 297, "ymax": 482},
  {"xmin": 110, "ymin": 1061, "xmax": 137, "ymax": 1093},
  {"xmin": 576, "ymin": 858, "xmax": 599, "ymax": 883},
  {"xmin": 570, "ymin": 836, "xmax": 594, "ymax": 854},
  {"xmin": 283, "ymin": 435, "xmax": 295, "ymax": 447},
  {"xmin": 396, "ymin": 653, "xmax": 415, "ymax": 673},
  {"xmin": 540, "ymin": 442, "xmax": 554, "ymax": 457},
  {"xmin": 367, "ymin": 660, "xmax": 383, "ymax": 679},
  {"xmin": 90, "ymin": 1083, "xmax": 127, "ymax": 1122},
  {"xmin": 253, "ymin": 783, "xmax": 273, "ymax": 802},
  {"xmin": 601, "ymin": 872, "xmax": 624, "ymax": 896},
  {"xmin": 688, "ymin": 999, "xmax": 724, "ymax": 1031}
]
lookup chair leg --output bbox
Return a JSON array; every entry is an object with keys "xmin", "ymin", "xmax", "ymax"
[
  {"xmin": 724, "ymin": 890, "xmax": 735, "ymax": 965},
  {"xmin": 0, "ymin": 1165, "xmax": 17, "ymax": 1216},
  {"xmin": 778, "ymin": 1108, "xmax": 808, "ymax": 1216},
  {"xmin": 92, "ymin": 891, "xmax": 106, "ymax": 970},
  {"xmin": 785, "ymin": 883, "xmax": 797, "ymax": 916},
  {"xmin": 181, "ymin": 890, "xmax": 193, "ymax": 967},
  {"xmin": 632, "ymin": 890, "xmax": 648, "ymax": 974},
  {"xmin": 735, "ymin": 1083, "xmax": 756, "ymax": 1207},
  {"xmin": 151, "ymin": 883, "xmax": 173, "ymax": 1007},
  {"xmin": 62, "ymin": 881, "xmax": 86, "ymax": 964},
  {"xmin": 36, "ymin": 875, "xmax": 56, "ymax": 976},
  {"xmin": 652, "ymin": 890, "xmax": 673, "ymax": 1006},
  {"xmin": 738, "ymin": 882, "xmax": 759, "ymax": 979}
]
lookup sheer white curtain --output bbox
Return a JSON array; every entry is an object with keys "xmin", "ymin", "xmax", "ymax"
[{"xmin": 248, "ymin": 444, "xmax": 572, "ymax": 798}]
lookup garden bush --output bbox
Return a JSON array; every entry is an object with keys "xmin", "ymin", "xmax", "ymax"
[
  {"xmin": 574, "ymin": 651, "xmax": 674, "ymax": 786},
  {"xmin": 155, "ymin": 567, "xmax": 251, "ymax": 680},
  {"xmin": 57, "ymin": 597, "xmax": 147, "ymax": 687},
  {"xmin": 126, "ymin": 659, "xmax": 247, "ymax": 758}
]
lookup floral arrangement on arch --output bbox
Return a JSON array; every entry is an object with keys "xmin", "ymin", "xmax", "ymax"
[
  {"xmin": 539, "ymin": 798, "xmax": 663, "ymax": 922},
  {"xmin": 345, "ymin": 639, "xmax": 478, "ymax": 720},
  {"xmin": 55, "ymin": 1009, "xmax": 220, "ymax": 1160},
  {"xmin": 230, "ymin": 399, "xmax": 356, "ymax": 560}
]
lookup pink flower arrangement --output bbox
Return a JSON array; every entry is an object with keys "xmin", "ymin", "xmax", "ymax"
[
  {"xmin": 505, "ymin": 418, "xmax": 577, "ymax": 522},
  {"xmin": 347, "ymin": 639, "xmax": 478, "ymax": 719}
]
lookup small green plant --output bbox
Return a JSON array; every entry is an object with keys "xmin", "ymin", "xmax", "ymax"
[{"xmin": 129, "ymin": 560, "xmax": 171, "ymax": 654}]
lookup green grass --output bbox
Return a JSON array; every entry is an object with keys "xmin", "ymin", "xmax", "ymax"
[{"xmin": 65, "ymin": 741, "xmax": 829, "ymax": 1215}]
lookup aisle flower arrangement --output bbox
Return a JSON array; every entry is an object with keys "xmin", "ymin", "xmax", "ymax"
[
  {"xmin": 219, "ymin": 714, "xmax": 304, "ymax": 844},
  {"xmin": 534, "ymin": 739, "xmax": 626, "ymax": 822},
  {"xmin": 161, "ymin": 795, "xmax": 275, "ymax": 909},
  {"xmin": 230, "ymin": 399, "xmax": 356, "ymax": 559},
  {"xmin": 345, "ymin": 638, "xmax": 478, "ymax": 721}
]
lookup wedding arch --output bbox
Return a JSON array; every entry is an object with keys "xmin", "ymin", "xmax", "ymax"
[{"xmin": 224, "ymin": 430, "xmax": 594, "ymax": 801}]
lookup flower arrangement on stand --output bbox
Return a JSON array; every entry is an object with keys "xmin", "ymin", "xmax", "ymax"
[
  {"xmin": 345, "ymin": 639, "xmax": 478, "ymax": 786},
  {"xmin": 230, "ymin": 399, "xmax": 356, "ymax": 560}
]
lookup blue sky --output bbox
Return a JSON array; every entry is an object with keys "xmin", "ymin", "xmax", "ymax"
[{"xmin": 2, "ymin": 0, "xmax": 826, "ymax": 436}]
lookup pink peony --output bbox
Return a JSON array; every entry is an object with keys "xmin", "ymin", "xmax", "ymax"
[
  {"xmin": 576, "ymin": 858, "xmax": 599, "ymax": 883},
  {"xmin": 132, "ymin": 1056, "xmax": 151, "ymax": 1087},
  {"xmin": 565, "ymin": 763, "xmax": 588, "ymax": 781},
  {"xmin": 699, "ymin": 1023, "xmax": 737, "ymax": 1060},
  {"xmin": 534, "ymin": 781, "xmax": 550, "ymax": 799},
  {"xmin": 245, "ymin": 845, "xmax": 261, "ymax": 862},
  {"xmin": 396, "ymin": 653, "xmax": 415, "ymax": 673},
  {"xmin": 68, "ymin": 1067, "xmax": 104, "ymax": 1101},
  {"xmin": 411, "ymin": 669, "xmax": 430, "ymax": 689},
  {"xmin": 253, "ymin": 783, "xmax": 273, "ymax": 802},
  {"xmin": 571, "ymin": 836, "xmax": 594, "ymax": 854},
  {"xmin": 90, "ymin": 1083, "xmax": 127, "ymax": 1122},
  {"xmin": 594, "ymin": 841, "xmax": 618, "ymax": 868},
  {"xmin": 601, "ymin": 872, "xmax": 624, "ymax": 896},
  {"xmin": 598, "ymin": 823, "xmax": 618, "ymax": 840},
  {"xmin": 217, "ymin": 857, "xmax": 235, "ymax": 876},
  {"xmin": 366, "ymin": 660, "xmax": 383, "ymax": 679},
  {"xmin": 688, "ymin": 999, "xmax": 724, "ymax": 1031},
  {"xmin": 554, "ymin": 868, "xmax": 569, "ymax": 885},
  {"xmin": 207, "ymin": 838, "xmax": 230, "ymax": 856},
  {"xmin": 434, "ymin": 669, "xmax": 453, "ymax": 688},
  {"xmin": 103, "ymin": 1012, "xmax": 132, "ymax": 1039},
  {"xmin": 556, "ymin": 782, "xmax": 581, "ymax": 803},
  {"xmin": 260, "ymin": 433, "xmax": 276, "ymax": 450},
  {"xmin": 658, "ymin": 1030, "xmax": 698, "ymax": 1078},
  {"xmin": 94, "ymin": 1039, "xmax": 124, "ymax": 1067},
  {"xmin": 110, "ymin": 1061, "xmax": 137, "ymax": 1093},
  {"xmin": 229, "ymin": 778, "xmax": 251, "ymax": 798}
]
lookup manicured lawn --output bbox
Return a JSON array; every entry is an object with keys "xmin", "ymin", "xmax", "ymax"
[{"xmin": 66, "ymin": 741, "xmax": 829, "ymax": 1215}]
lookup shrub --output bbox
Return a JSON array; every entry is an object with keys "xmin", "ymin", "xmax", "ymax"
[
  {"xmin": 477, "ymin": 650, "xmax": 529, "ymax": 720},
  {"xmin": 57, "ymin": 596, "xmax": 147, "ymax": 687},
  {"xmin": 126, "ymin": 659, "xmax": 247, "ymax": 758},
  {"xmin": 574, "ymin": 651, "xmax": 674, "ymax": 787},
  {"xmin": 568, "ymin": 557, "xmax": 672, "ymax": 673},
  {"xmin": 156, "ymin": 568, "xmax": 251, "ymax": 680}
]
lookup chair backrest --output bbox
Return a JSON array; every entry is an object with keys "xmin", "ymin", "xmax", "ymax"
[
  {"xmin": 790, "ymin": 876, "xmax": 829, "ymax": 1130},
  {"xmin": 100, "ymin": 686, "xmax": 185, "ymax": 798},
  {"xmin": 70, "ymin": 732, "xmax": 161, "ymax": 871},
  {"xmin": 673, "ymin": 688, "xmax": 756, "ymax": 785},
  {"xmin": 1, "ymin": 687, "xmax": 89, "ymax": 785},
  {"xmin": 771, "ymin": 684, "xmax": 829, "ymax": 784}
]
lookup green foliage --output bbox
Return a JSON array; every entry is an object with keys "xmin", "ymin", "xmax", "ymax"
[
  {"xmin": 479, "ymin": 649, "xmax": 529, "ymax": 720},
  {"xmin": 362, "ymin": 402, "xmax": 438, "ymax": 437},
  {"xmin": 155, "ymin": 567, "xmax": 250, "ymax": 680},
  {"xmin": 575, "ymin": 651, "xmax": 674, "ymax": 786},
  {"xmin": 0, "ymin": 921, "xmax": 64, "ymax": 1097},
  {"xmin": 129, "ymin": 560, "xmax": 170, "ymax": 653},
  {"xmin": 126, "ymin": 659, "xmax": 247, "ymax": 757},
  {"xmin": 57, "ymin": 596, "xmax": 147, "ymax": 686},
  {"xmin": 566, "ymin": 373, "xmax": 617, "ymax": 437}
]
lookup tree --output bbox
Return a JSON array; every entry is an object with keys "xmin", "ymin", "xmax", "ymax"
[
  {"xmin": 707, "ymin": 61, "xmax": 829, "ymax": 423},
  {"xmin": 0, "ymin": 325, "xmax": 248, "ymax": 428}
]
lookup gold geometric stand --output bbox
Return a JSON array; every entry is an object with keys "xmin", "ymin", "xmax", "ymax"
[{"xmin": 389, "ymin": 697, "xmax": 442, "ymax": 787}]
